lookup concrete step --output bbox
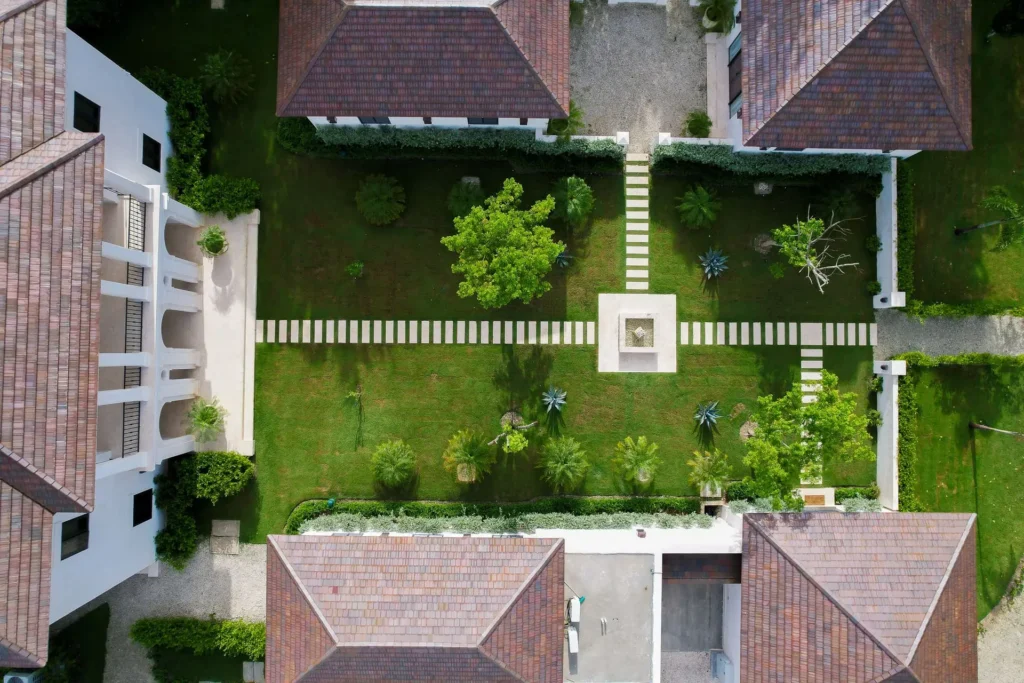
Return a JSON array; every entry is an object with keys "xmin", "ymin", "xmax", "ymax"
[
  {"xmin": 626, "ymin": 153, "xmax": 650, "ymax": 162},
  {"xmin": 626, "ymin": 246, "xmax": 649, "ymax": 255},
  {"xmin": 626, "ymin": 269, "xmax": 649, "ymax": 279},
  {"xmin": 626, "ymin": 175, "xmax": 648, "ymax": 185},
  {"xmin": 626, "ymin": 222, "xmax": 648, "ymax": 232},
  {"xmin": 800, "ymin": 348, "xmax": 824, "ymax": 357},
  {"xmin": 626, "ymin": 281, "xmax": 649, "ymax": 290},
  {"xmin": 626, "ymin": 257, "xmax": 649, "ymax": 267},
  {"xmin": 625, "ymin": 164, "xmax": 650, "ymax": 174},
  {"xmin": 626, "ymin": 199, "xmax": 649, "ymax": 208},
  {"xmin": 626, "ymin": 210, "xmax": 649, "ymax": 220},
  {"xmin": 626, "ymin": 233, "xmax": 649, "ymax": 243},
  {"xmin": 626, "ymin": 187, "xmax": 649, "ymax": 196}
]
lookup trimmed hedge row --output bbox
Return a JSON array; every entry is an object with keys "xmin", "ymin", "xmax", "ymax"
[
  {"xmin": 300, "ymin": 511, "xmax": 714, "ymax": 534},
  {"xmin": 650, "ymin": 142, "xmax": 891, "ymax": 178},
  {"xmin": 285, "ymin": 496, "xmax": 700, "ymax": 534},
  {"xmin": 834, "ymin": 484, "xmax": 881, "ymax": 504},
  {"xmin": 277, "ymin": 118, "xmax": 625, "ymax": 173},
  {"xmin": 130, "ymin": 617, "xmax": 265, "ymax": 661}
]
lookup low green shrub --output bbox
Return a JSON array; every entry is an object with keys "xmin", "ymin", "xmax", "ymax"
[
  {"xmin": 371, "ymin": 440, "xmax": 417, "ymax": 488},
  {"xmin": 130, "ymin": 617, "xmax": 265, "ymax": 661},
  {"xmin": 193, "ymin": 451, "xmax": 255, "ymax": 504},
  {"xmin": 277, "ymin": 118, "xmax": 625, "ymax": 173},
  {"xmin": 865, "ymin": 233, "xmax": 883, "ymax": 252},
  {"xmin": 905, "ymin": 299, "xmax": 1024, "ymax": 318},
  {"xmin": 684, "ymin": 111, "xmax": 712, "ymax": 138},
  {"xmin": 356, "ymin": 174, "xmax": 406, "ymax": 225},
  {"xmin": 196, "ymin": 225, "xmax": 227, "ymax": 258},
  {"xmin": 546, "ymin": 100, "xmax": 584, "ymax": 141},
  {"xmin": 895, "ymin": 371, "xmax": 924, "ymax": 511},
  {"xmin": 834, "ymin": 484, "xmax": 880, "ymax": 504},
  {"xmin": 842, "ymin": 496, "xmax": 883, "ymax": 512},
  {"xmin": 651, "ymin": 142, "xmax": 890, "ymax": 180},
  {"xmin": 725, "ymin": 479, "xmax": 757, "ymax": 502},
  {"xmin": 447, "ymin": 180, "xmax": 485, "ymax": 218},
  {"xmin": 300, "ymin": 511, "xmax": 713, "ymax": 534},
  {"xmin": 285, "ymin": 496, "xmax": 700, "ymax": 534}
]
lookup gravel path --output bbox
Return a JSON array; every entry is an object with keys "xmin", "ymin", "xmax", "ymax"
[
  {"xmin": 569, "ymin": 0, "xmax": 706, "ymax": 151},
  {"xmin": 980, "ymin": 590, "xmax": 1024, "ymax": 682},
  {"xmin": 875, "ymin": 309, "xmax": 1024, "ymax": 359},
  {"xmin": 85, "ymin": 540, "xmax": 266, "ymax": 683}
]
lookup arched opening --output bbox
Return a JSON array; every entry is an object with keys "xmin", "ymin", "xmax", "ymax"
[
  {"xmin": 161, "ymin": 308, "xmax": 201, "ymax": 350},
  {"xmin": 159, "ymin": 398, "xmax": 193, "ymax": 441},
  {"xmin": 164, "ymin": 219, "xmax": 202, "ymax": 263}
]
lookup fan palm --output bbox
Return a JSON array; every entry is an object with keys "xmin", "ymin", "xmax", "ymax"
[
  {"xmin": 676, "ymin": 185, "xmax": 721, "ymax": 229},
  {"xmin": 540, "ymin": 437, "xmax": 589, "ymax": 492},
  {"xmin": 199, "ymin": 49, "xmax": 254, "ymax": 105},
  {"xmin": 553, "ymin": 176, "xmax": 595, "ymax": 228},
  {"xmin": 613, "ymin": 436, "xmax": 661, "ymax": 486},
  {"xmin": 442, "ymin": 430, "xmax": 495, "ymax": 484},
  {"xmin": 687, "ymin": 448, "xmax": 732, "ymax": 495},
  {"xmin": 371, "ymin": 440, "xmax": 416, "ymax": 488}
]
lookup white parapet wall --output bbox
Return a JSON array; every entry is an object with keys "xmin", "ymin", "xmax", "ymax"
[
  {"xmin": 875, "ymin": 360, "xmax": 907, "ymax": 510},
  {"xmin": 874, "ymin": 157, "xmax": 905, "ymax": 308}
]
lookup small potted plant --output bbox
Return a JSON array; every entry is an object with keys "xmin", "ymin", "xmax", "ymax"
[
  {"xmin": 196, "ymin": 225, "xmax": 228, "ymax": 258},
  {"xmin": 700, "ymin": 0, "xmax": 737, "ymax": 33}
]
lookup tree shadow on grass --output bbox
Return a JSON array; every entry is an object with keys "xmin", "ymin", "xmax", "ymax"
[
  {"xmin": 373, "ymin": 472, "xmax": 420, "ymax": 501},
  {"xmin": 492, "ymin": 345, "xmax": 554, "ymax": 416},
  {"xmin": 932, "ymin": 364, "xmax": 1024, "ymax": 453}
]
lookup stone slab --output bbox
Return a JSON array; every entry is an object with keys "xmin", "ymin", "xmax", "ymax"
[
  {"xmin": 626, "ymin": 233, "xmax": 649, "ymax": 243},
  {"xmin": 575, "ymin": 321, "xmax": 585, "ymax": 345},
  {"xmin": 361, "ymin": 320, "xmax": 371, "ymax": 344},
  {"xmin": 481, "ymin": 321, "xmax": 490, "ymax": 344},
  {"xmin": 626, "ymin": 281, "xmax": 649, "ymax": 290},
  {"xmin": 626, "ymin": 222, "xmax": 649, "ymax": 232},
  {"xmin": 418, "ymin": 320, "xmax": 428, "ymax": 343},
  {"xmin": 626, "ymin": 187, "xmax": 649, "ymax": 196},
  {"xmin": 396, "ymin": 321, "xmax": 405, "ymax": 344},
  {"xmin": 626, "ymin": 199, "xmax": 649, "ymax": 208},
  {"xmin": 290, "ymin": 320, "xmax": 299, "ymax": 343},
  {"xmin": 692, "ymin": 322, "xmax": 701, "ymax": 345},
  {"xmin": 256, "ymin": 320, "xmax": 264, "ymax": 343},
  {"xmin": 626, "ymin": 246, "xmax": 649, "ymax": 255},
  {"xmin": 528, "ymin": 321, "xmax": 537, "ymax": 344},
  {"xmin": 551, "ymin": 321, "xmax": 561, "ymax": 344},
  {"xmin": 433, "ymin": 320, "xmax": 442, "ymax": 344},
  {"xmin": 505, "ymin": 321, "xmax": 514, "ymax": 344},
  {"xmin": 626, "ymin": 211, "xmax": 650, "ymax": 220},
  {"xmin": 302, "ymin": 320, "xmax": 312, "ymax": 343},
  {"xmin": 870, "ymin": 323, "xmax": 878, "ymax": 346},
  {"xmin": 327, "ymin": 321, "xmax": 336, "ymax": 344},
  {"xmin": 848, "ymin": 323, "xmax": 857, "ymax": 346},
  {"xmin": 776, "ymin": 322, "xmax": 786, "ymax": 345},
  {"xmin": 211, "ymin": 519, "xmax": 240, "ymax": 537},
  {"xmin": 314, "ymin": 320, "xmax": 323, "ymax": 343},
  {"xmin": 825, "ymin": 324, "xmax": 834, "ymax": 346},
  {"xmin": 266, "ymin": 321, "xmax": 276, "ymax": 343},
  {"xmin": 586, "ymin": 322, "xmax": 595, "ymax": 345},
  {"xmin": 211, "ymin": 536, "xmax": 240, "ymax": 555},
  {"xmin": 728, "ymin": 322, "xmax": 737, "ymax": 345},
  {"xmin": 408, "ymin": 321, "xmax": 418, "ymax": 344},
  {"xmin": 516, "ymin": 321, "xmax": 526, "ymax": 344},
  {"xmin": 373, "ymin": 320, "xmax": 383, "ymax": 344},
  {"xmin": 625, "ymin": 175, "xmax": 648, "ymax": 185},
  {"xmin": 705, "ymin": 322, "xmax": 714, "ymax": 346},
  {"xmin": 540, "ymin": 321, "xmax": 549, "ymax": 344},
  {"xmin": 801, "ymin": 395, "xmax": 818, "ymax": 404},
  {"xmin": 859, "ymin": 323, "xmax": 868, "ymax": 346},
  {"xmin": 801, "ymin": 360, "xmax": 823, "ymax": 369},
  {"xmin": 717, "ymin": 322, "xmax": 726, "ymax": 345},
  {"xmin": 625, "ymin": 165, "xmax": 649, "ymax": 174},
  {"xmin": 801, "ymin": 371, "xmax": 823, "ymax": 381},
  {"xmin": 491, "ymin": 321, "xmax": 500, "ymax": 344},
  {"xmin": 456, "ymin": 321, "xmax": 466, "ymax": 344},
  {"xmin": 741, "ymin": 322, "xmax": 749, "ymax": 345},
  {"xmin": 468, "ymin": 321, "xmax": 476, "ymax": 344},
  {"xmin": 563, "ymin": 321, "xmax": 573, "ymax": 344},
  {"xmin": 626, "ymin": 257, "xmax": 649, "ymax": 266},
  {"xmin": 385, "ymin": 321, "xmax": 394, "ymax": 344},
  {"xmin": 836, "ymin": 323, "xmax": 846, "ymax": 345},
  {"xmin": 626, "ymin": 153, "xmax": 649, "ymax": 162},
  {"xmin": 445, "ymin": 320, "xmax": 454, "ymax": 343},
  {"xmin": 351, "ymin": 320, "xmax": 360, "ymax": 344},
  {"xmin": 752, "ymin": 323, "xmax": 761, "ymax": 346},
  {"xmin": 800, "ymin": 322, "xmax": 823, "ymax": 346},
  {"xmin": 800, "ymin": 348, "xmax": 824, "ymax": 357},
  {"xmin": 765, "ymin": 323, "xmax": 773, "ymax": 345},
  {"xmin": 789, "ymin": 322, "xmax": 798, "ymax": 346},
  {"xmin": 680, "ymin": 322, "xmax": 689, "ymax": 345},
  {"xmin": 626, "ymin": 269, "xmax": 649, "ymax": 279}
]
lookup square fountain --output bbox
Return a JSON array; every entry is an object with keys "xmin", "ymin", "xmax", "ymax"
[
  {"xmin": 598, "ymin": 294, "xmax": 677, "ymax": 373},
  {"xmin": 618, "ymin": 314, "xmax": 657, "ymax": 354}
]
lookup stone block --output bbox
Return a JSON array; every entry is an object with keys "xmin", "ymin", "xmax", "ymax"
[
  {"xmin": 211, "ymin": 536, "xmax": 240, "ymax": 555},
  {"xmin": 211, "ymin": 519, "xmax": 240, "ymax": 537}
]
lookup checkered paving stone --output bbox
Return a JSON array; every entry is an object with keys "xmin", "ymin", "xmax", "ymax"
[{"xmin": 257, "ymin": 321, "xmax": 597, "ymax": 345}]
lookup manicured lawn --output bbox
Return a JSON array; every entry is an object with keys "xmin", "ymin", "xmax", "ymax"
[
  {"xmin": 907, "ymin": 0, "xmax": 1024, "ymax": 309},
  {"xmin": 914, "ymin": 365, "xmax": 1024, "ymax": 618}
]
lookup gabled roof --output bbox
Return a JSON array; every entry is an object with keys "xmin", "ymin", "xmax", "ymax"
[
  {"xmin": 276, "ymin": 0, "xmax": 569, "ymax": 119},
  {"xmin": 741, "ymin": 0, "xmax": 971, "ymax": 151},
  {"xmin": 0, "ymin": 0, "xmax": 105, "ymax": 668},
  {"xmin": 741, "ymin": 512, "xmax": 978, "ymax": 683},
  {"xmin": 266, "ymin": 535, "xmax": 565, "ymax": 683}
]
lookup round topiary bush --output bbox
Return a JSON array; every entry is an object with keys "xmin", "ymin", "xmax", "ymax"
[
  {"xmin": 196, "ymin": 225, "xmax": 228, "ymax": 258},
  {"xmin": 371, "ymin": 439, "xmax": 417, "ymax": 488},
  {"xmin": 356, "ymin": 174, "xmax": 406, "ymax": 226},
  {"xmin": 447, "ymin": 179, "xmax": 485, "ymax": 218},
  {"xmin": 685, "ymin": 110, "xmax": 712, "ymax": 138}
]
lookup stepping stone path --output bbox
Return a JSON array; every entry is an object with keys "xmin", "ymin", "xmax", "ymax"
[
  {"xmin": 624, "ymin": 153, "xmax": 650, "ymax": 291},
  {"xmin": 256, "ymin": 320, "xmax": 598, "ymax": 346},
  {"xmin": 211, "ymin": 519, "xmax": 240, "ymax": 555},
  {"xmin": 678, "ymin": 321, "xmax": 876, "ymax": 350}
]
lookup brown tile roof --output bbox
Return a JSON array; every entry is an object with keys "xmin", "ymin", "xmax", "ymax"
[
  {"xmin": 741, "ymin": 512, "xmax": 978, "ymax": 683},
  {"xmin": 0, "ymin": 0, "xmax": 105, "ymax": 668},
  {"xmin": 276, "ymin": 0, "xmax": 569, "ymax": 119},
  {"xmin": 742, "ymin": 0, "xmax": 971, "ymax": 151},
  {"xmin": 266, "ymin": 534, "xmax": 564, "ymax": 683}
]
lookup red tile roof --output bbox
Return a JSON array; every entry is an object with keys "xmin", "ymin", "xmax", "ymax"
[
  {"xmin": 276, "ymin": 0, "xmax": 569, "ymax": 119},
  {"xmin": 741, "ymin": 512, "xmax": 978, "ymax": 683},
  {"xmin": 266, "ymin": 534, "xmax": 564, "ymax": 683},
  {"xmin": 0, "ymin": 0, "xmax": 105, "ymax": 668},
  {"xmin": 742, "ymin": 0, "xmax": 971, "ymax": 151}
]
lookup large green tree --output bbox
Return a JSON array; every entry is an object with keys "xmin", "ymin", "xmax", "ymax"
[{"xmin": 441, "ymin": 178, "xmax": 564, "ymax": 309}]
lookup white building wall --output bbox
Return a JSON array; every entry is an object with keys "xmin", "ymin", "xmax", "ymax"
[
  {"xmin": 309, "ymin": 115, "xmax": 549, "ymax": 131},
  {"xmin": 874, "ymin": 158, "xmax": 906, "ymax": 308},
  {"xmin": 722, "ymin": 583, "xmax": 742, "ymax": 683},
  {"xmin": 875, "ymin": 360, "xmax": 907, "ymax": 511},
  {"xmin": 49, "ymin": 465, "xmax": 162, "ymax": 622},
  {"xmin": 65, "ymin": 31, "xmax": 171, "ymax": 187}
]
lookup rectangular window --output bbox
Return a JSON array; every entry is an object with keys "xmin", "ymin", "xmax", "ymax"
[
  {"xmin": 468, "ymin": 118, "xmax": 499, "ymax": 125},
  {"xmin": 519, "ymin": 118, "xmax": 528, "ymax": 126},
  {"xmin": 73, "ymin": 92, "xmax": 101, "ymax": 133},
  {"xmin": 728, "ymin": 33, "xmax": 742, "ymax": 62},
  {"xmin": 729, "ymin": 93, "xmax": 743, "ymax": 118},
  {"xmin": 326, "ymin": 116, "xmax": 337, "ymax": 124},
  {"xmin": 133, "ymin": 489, "xmax": 154, "ymax": 527},
  {"xmin": 358, "ymin": 116, "xmax": 391, "ymax": 125},
  {"xmin": 141, "ymin": 134, "xmax": 161, "ymax": 172},
  {"xmin": 61, "ymin": 515, "xmax": 89, "ymax": 560}
]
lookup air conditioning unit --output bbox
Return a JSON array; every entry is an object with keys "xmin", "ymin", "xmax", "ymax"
[
  {"xmin": 567, "ymin": 626, "xmax": 579, "ymax": 654},
  {"xmin": 5, "ymin": 671, "xmax": 43, "ymax": 683},
  {"xmin": 568, "ymin": 596, "xmax": 581, "ymax": 625}
]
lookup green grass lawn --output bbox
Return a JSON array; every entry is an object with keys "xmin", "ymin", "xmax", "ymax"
[
  {"xmin": 906, "ymin": 0, "xmax": 1024, "ymax": 309},
  {"xmin": 915, "ymin": 365, "xmax": 1024, "ymax": 618}
]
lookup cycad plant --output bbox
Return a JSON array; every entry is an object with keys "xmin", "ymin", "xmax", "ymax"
[
  {"xmin": 371, "ymin": 440, "xmax": 416, "ymax": 488},
  {"xmin": 553, "ymin": 176, "xmax": 595, "ymax": 229},
  {"xmin": 676, "ymin": 185, "xmax": 721, "ymax": 229},
  {"xmin": 199, "ymin": 49, "xmax": 254, "ymax": 105},
  {"xmin": 186, "ymin": 397, "xmax": 226, "ymax": 444},
  {"xmin": 613, "ymin": 436, "xmax": 661, "ymax": 486},
  {"xmin": 540, "ymin": 436, "xmax": 589, "ymax": 493},
  {"xmin": 700, "ymin": 248, "xmax": 729, "ymax": 279},
  {"xmin": 442, "ymin": 429, "xmax": 495, "ymax": 484},
  {"xmin": 687, "ymin": 448, "xmax": 731, "ymax": 496},
  {"xmin": 541, "ymin": 387, "xmax": 567, "ymax": 414},
  {"xmin": 555, "ymin": 248, "xmax": 574, "ymax": 269},
  {"xmin": 694, "ymin": 401, "xmax": 722, "ymax": 430}
]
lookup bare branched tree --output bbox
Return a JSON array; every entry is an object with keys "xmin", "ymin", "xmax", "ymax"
[{"xmin": 773, "ymin": 211, "xmax": 860, "ymax": 294}]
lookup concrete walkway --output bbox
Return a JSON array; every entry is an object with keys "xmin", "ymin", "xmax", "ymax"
[
  {"xmin": 874, "ymin": 309, "xmax": 1024, "ymax": 359},
  {"xmin": 85, "ymin": 540, "xmax": 266, "ymax": 683},
  {"xmin": 980, "ymin": 592, "xmax": 1024, "ymax": 683},
  {"xmin": 258, "ymin": 319, "xmax": 597, "ymax": 346},
  {"xmin": 625, "ymin": 153, "xmax": 651, "ymax": 289}
]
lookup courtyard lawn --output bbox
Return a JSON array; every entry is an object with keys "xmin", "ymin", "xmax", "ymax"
[
  {"xmin": 915, "ymin": 365, "xmax": 1024, "ymax": 618},
  {"xmin": 906, "ymin": 0, "xmax": 1024, "ymax": 310},
  {"xmin": 650, "ymin": 178, "xmax": 877, "ymax": 322}
]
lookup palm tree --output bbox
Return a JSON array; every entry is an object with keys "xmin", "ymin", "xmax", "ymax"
[
  {"xmin": 955, "ymin": 186, "xmax": 1024, "ymax": 247},
  {"xmin": 613, "ymin": 436, "xmax": 661, "ymax": 486},
  {"xmin": 969, "ymin": 422, "xmax": 1024, "ymax": 438},
  {"xmin": 540, "ymin": 437, "xmax": 589, "ymax": 492},
  {"xmin": 676, "ymin": 185, "xmax": 721, "ymax": 229},
  {"xmin": 687, "ymin": 448, "xmax": 732, "ymax": 497},
  {"xmin": 200, "ymin": 49, "xmax": 254, "ymax": 105},
  {"xmin": 442, "ymin": 430, "xmax": 496, "ymax": 483},
  {"xmin": 371, "ymin": 440, "xmax": 417, "ymax": 488},
  {"xmin": 553, "ymin": 176, "xmax": 595, "ymax": 229}
]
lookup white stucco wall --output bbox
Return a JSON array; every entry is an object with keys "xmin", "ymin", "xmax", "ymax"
[
  {"xmin": 874, "ymin": 157, "xmax": 906, "ymax": 308},
  {"xmin": 66, "ymin": 31, "xmax": 170, "ymax": 188},
  {"xmin": 722, "ymin": 583, "xmax": 742, "ymax": 683},
  {"xmin": 875, "ymin": 360, "xmax": 906, "ymax": 511},
  {"xmin": 49, "ymin": 465, "xmax": 162, "ymax": 623},
  {"xmin": 309, "ymin": 115, "xmax": 549, "ymax": 131}
]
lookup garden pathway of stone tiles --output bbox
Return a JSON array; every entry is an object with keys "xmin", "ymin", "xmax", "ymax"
[
  {"xmin": 624, "ymin": 152, "xmax": 651, "ymax": 291},
  {"xmin": 255, "ymin": 319, "xmax": 598, "ymax": 346}
]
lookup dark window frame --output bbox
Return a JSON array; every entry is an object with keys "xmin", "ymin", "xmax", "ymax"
[
  {"xmin": 358, "ymin": 116, "xmax": 391, "ymax": 125},
  {"xmin": 60, "ymin": 514, "xmax": 89, "ymax": 560},
  {"xmin": 141, "ymin": 134, "xmax": 161, "ymax": 172},
  {"xmin": 424, "ymin": 117, "xmax": 433, "ymax": 125},
  {"xmin": 73, "ymin": 92, "xmax": 101, "ymax": 133},
  {"xmin": 133, "ymin": 489, "xmax": 154, "ymax": 527},
  {"xmin": 519, "ymin": 118, "xmax": 528, "ymax": 126},
  {"xmin": 468, "ymin": 117, "xmax": 499, "ymax": 125}
]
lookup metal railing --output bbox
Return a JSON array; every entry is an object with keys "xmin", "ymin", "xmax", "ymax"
[{"xmin": 122, "ymin": 196, "xmax": 146, "ymax": 458}]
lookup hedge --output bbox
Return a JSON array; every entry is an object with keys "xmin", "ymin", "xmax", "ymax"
[
  {"xmin": 192, "ymin": 451, "xmax": 255, "ymax": 505},
  {"xmin": 140, "ymin": 68, "xmax": 259, "ymax": 218},
  {"xmin": 300, "ymin": 511, "xmax": 713, "ymax": 534},
  {"xmin": 130, "ymin": 617, "xmax": 265, "ymax": 661},
  {"xmin": 905, "ymin": 299, "xmax": 1024, "ymax": 318},
  {"xmin": 895, "ymin": 371, "xmax": 924, "ymax": 511},
  {"xmin": 834, "ymin": 484, "xmax": 881, "ymax": 504},
  {"xmin": 285, "ymin": 496, "xmax": 700, "ymax": 534},
  {"xmin": 277, "ymin": 118, "xmax": 625, "ymax": 173},
  {"xmin": 650, "ymin": 142, "xmax": 890, "ymax": 179},
  {"xmin": 895, "ymin": 161, "xmax": 915, "ymax": 299}
]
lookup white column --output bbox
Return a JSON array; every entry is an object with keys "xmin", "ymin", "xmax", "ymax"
[
  {"xmin": 98, "ymin": 386, "xmax": 151, "ymax": 406},
  {"xmin": 875, "ymin": 360, "xmax": 907, "ymax": 510},
  {"xmin": 101, "ymin": 280, "xmax": 151, "ymax": 301},
  {"xmin": 101, "ymin": 241, "xmax": 153, "ymax": 268},
  {"xmin": 98, "ymin": 352, "xmax": 151, "ymax": 367}
]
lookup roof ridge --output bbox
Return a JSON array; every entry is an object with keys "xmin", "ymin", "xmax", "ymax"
[
  {"xmin": 0, "ymin": 131, "xmax": 103, "ymax": 199},
  {"xmin": 478, "ymin": 537, "xmax": 563, "ymax": 646},
  {"xmin": 905, "ymin": 513, "xmax": 976, "ymax": 664},
  {"xmin": 744, "ymin": 515, "xmax": 910, "ymax": 671},
  {"xmin": 0, "ymin": 443, "xmax": 92, "ymax": 513},
  {"xmin": 490, "ymin": 3, "xmax": 568, "ymax": 118},
  {"xmin": 0, "ymin": 635, "xmax": 46, "ymax": 668},
  {"xmin": 745, "ymin": 0, "xmax": 896, "ymax": 143},
  {"xmin": 267, "ymin": 537, "xmax": 339, "ymax": 644},
  {"xmin": 276, "ymin": 0, "xmax": 349, "ymax": 117},
  {"xmin": 0, "ymin": 0, "xmax": 47, "ymax": 24},
  {"xmin": 895, "ymin": 0, "xmax": 971, "ymax": 148}
]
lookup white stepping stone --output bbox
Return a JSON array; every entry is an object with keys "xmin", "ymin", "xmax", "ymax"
[
  {"xmin": 692, "ymin": 322, "xmax": 701, "ymax": 345},
  {"xmin": 512, "ymin": 321, "xmax": 523, "ymax": 344},
  {"xmin": 680, "ymin": 323, "xmax": 689, "ymax": 345},
  {"xmin": 789, "ymin": 323, "xmax": 798, "ymax": 345},
  {"xmin": 540, "ymin": 321, "xmax": 549, "ymax": 344},
  {"xmin": 800, "ymin": 322, "xmax": 823, "ymax": 346},
  {"xmin": 626, "ymin": 257, "xmax": 649, "ymax": 267},
  {"xmin": 480, "ymin": 321, "xmax": 490, "ymax": 344},
  {"xmin": 301, "ymin": 320, "xmax": 311, "ymax": 343},
  {"xmin": 326, "ymin": 321, "xmax": 336, "ymax": 344},
  {"xmin": 727, "ymin": 322, "xmax": 737, "ymax": 345},
  {"xmin": 825, "ymin": 324, "xmax": 834, "ymax": 346},
  {"xmin": 290, "ymin": 320, "xmax": 300, "ymax": 342},
  {"xmin": 351, "ymin": 320, "xmax": 360, "ymax": 343},
  {"xmin": 586, "ymin": 322, "xmax": 596, "ymax": 345},
  {"xmin": 442, "ymin": 321, "xmax": 452, "ymax": 343},
  {"xmin": 626, "ymin": 233, "xmax": 649, "ymax": 243},
  {"xmin": 626, "ymin": 199, "xmax": 649, "ymax": 208},
  {"xmin": 313, "ymin": 320, "xmax": 323, "ymax": 343},
  {"xmin": 800, "ymin": 348, "xmax": 823, "ymax": 357},
  {"xmin": 858, "ymin": 323, "xmax": 868, "ymax": 346},
  {"xmin": 717, "ymin": 322, "xmax": 726, "ymax": 345},
  {"xmin": 626, "ymin": 153, "xmax": 649, "ymax": 162},
  {"xmin": 408, "ymin": 321, "xmax": 418, "ymax": 344},
  {"xmin": 836, "ymin": 323, "xmax": 846, "ymax": 345},
  {"xmin": 626, "ymin": 222, "xmax": 648, "ymax": 232},
  {"xmin": 575, "ymin": 322, "xmax": 585, "ymax": 345},
  {"xmin": 267, "ymin": 321, "xmax": 276, "ymax": 343},
  {"xmin": 626, "ymin": 246, "xmax": 649, "ymax": 255},
  {"xmin": 765, "ymin": 323, "xmax": 774, "ymax": 345},
  {"xmin": 870, "ymin": 323, "xmax": 878, "ymax": 346},
  {"xmin": 847, "ymin": 323, "xmax": 857, "ymax": 346},
  {"xmin": 752, "ymin": 323, "xmax": 761, "ymax": 346},
  {"xmin": 276, "ymin": 320, "xmax": 285, "ymax": 343},
  {"xmin": 551, "ymin": 321, "xmax": 561, "ymax": 345},
  {"xmin": 626, "ymin": 281, "xmax": 649, "ymax": 290},
  {"xmin": 626, "ymin": 176, "xmax": 648, "ymax": 185},
  {"xmin": 802, "ymin": 395, "xmax": 819, "ymax": 404},
  {"xmin": 801, "ymin": 371, "xmax": 823, "ymax": 381},
  {"xmin": 373, "ymin": 320, "xmax": 383, "ymax": 344},
  {"xmin": 385, "ymin": 321, "xmax": 395, "ymax": 344},
  {"xmin": 626, "ymin": 269, "xmax": 649, "ymax": 279},
  {"xmin": 456, "ymin": 321, "xmax": 466, "ymax": 344},
  {"xmin": 625, "ymin": 165, "xmax": 649, "ymax": 174},
  {"xmin": 362, "ymin": 320, "xmax": 373, "ymax": 343},
  {"xmin": 468, "ymin": 321, "xmax": 477, "ymax": 344},
  {"xmin": 528, "ymin": 321, "xmax": 537, "ymax": 344},
  {"xmin": 433, "ymin": 321, "xmax": 442, "ymax": 344},
  {"xmin": 256, "ymin": 320, "xmax": 265, "ymax": 343},
  {"xmin": 801, "ymin": 384, "xmax": 823, "ymax": 393},
  {"xmin": 505, "ymin": 321, "xmax": 514, "ymax": 344},
  {"xmin": 776, "ymin": 322, "xmax": 786, "ymax": 345},
  {"xmin": 626, "ymin": 211, "xmax": 649, "ymax": 220},
  {"xmin": 396, "ymin": 321, "xmax": 405, "ymax": 344},
  {"xmin": 489, "ymin": 321, "xmax": 499, "ymax": 344},
  {"xmin": 561, "ymin": 322, "xmax": 572, "ymax": 344},
  {"xmin": 801, "ymin": 360, "xmax": 823, "ymax": 369},
  {"xmin": 741, "ymin": 322, "xmax": 750, "ymax": 345},
  {"xmin": 626, "ymin": 187, "xmax": 649, "ymax": 196},
  {"xmin": 704, "ymin": 322, "xmax": 714, "ymax": 345}
]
